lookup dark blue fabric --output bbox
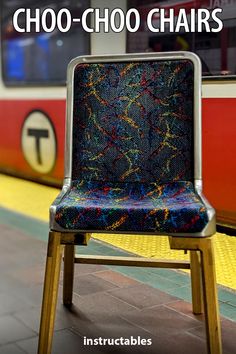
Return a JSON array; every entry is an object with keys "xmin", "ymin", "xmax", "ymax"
[
  {"xmin": 72, "ymin": 60, "xmax": 194, "ymax": 183},
  {"xmin": 53, "ymin": 59, "xmax": 208, "ymax": 233},
  {"xmin": 55, "ymin": 181, "xmax": 208, "ymax": 233}
]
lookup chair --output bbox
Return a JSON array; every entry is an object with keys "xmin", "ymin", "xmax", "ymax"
[{"xmin": 38, "ymin": 52, "xmax": 222, "ymax": 354}]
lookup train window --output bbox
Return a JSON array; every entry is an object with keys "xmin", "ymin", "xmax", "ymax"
[
  {"xmin": 1, "ymin": 0, "xmax": 90, "ymax": 85},
  {"xmin": 127, "ymin": 0, "xmax": 236, "ymax": 78}
]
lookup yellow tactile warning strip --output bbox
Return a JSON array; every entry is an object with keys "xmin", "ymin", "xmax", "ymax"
[
  {"xmin": 92, "ymin": 233, "xmax": 236, "ymax": 290},
  {"xmin": 0, "ymin": 174, "xmax": 58, "ymax": 222},
  {"xmin": 0, "ymin": 174, "xmax": 236, "ymax": 290}
]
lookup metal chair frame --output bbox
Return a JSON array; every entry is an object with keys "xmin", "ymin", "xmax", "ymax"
[{"xmin": 38, "ymin": 52, "xmax": 222, "ymax": 354}]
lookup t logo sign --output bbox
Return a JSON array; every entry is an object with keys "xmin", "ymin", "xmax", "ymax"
[{"xmin": 21, "ymin": 111, "xmax": 57, "ymax": 174}]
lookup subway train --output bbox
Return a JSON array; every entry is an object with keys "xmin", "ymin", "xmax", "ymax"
[{"xmin": 0, "ymin": 0, "xmax": 236, "ymax": 230}]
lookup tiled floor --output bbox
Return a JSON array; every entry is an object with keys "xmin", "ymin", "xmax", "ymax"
[{"xmin": 0, "ymin": 223, "xmax": 236, "ymax": 354}]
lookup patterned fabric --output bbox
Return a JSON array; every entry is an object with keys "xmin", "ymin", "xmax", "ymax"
[
  {"xmin": 72, "ymin": 60, "xmax": 194, "ymax": 183},
  {"xmin": 53, "ymin": 59, "xmax": 209, "ymax": 233},
  {"xmin": 54, "ymin": 181, "xmax": 208, "ymax": 233}
]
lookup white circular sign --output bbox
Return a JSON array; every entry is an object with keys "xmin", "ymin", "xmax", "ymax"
[{"xmin": 21, "ymin": 111, "xmax": 57, "ymax": 174}]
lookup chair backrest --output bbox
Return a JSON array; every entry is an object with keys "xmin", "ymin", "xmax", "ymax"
[{"xmin": 66, "ymin": 53, "xmax": 201, "ymax": 185}]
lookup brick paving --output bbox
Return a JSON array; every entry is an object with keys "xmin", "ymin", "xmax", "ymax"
[{"xmin": 0, "ymin": 224, "xmax": 235, "ymax": 354}]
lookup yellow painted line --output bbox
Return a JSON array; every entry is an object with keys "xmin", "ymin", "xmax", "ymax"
[{"xmin": 1, "ymin": 174, "xmax": 236, "ymax": 290}]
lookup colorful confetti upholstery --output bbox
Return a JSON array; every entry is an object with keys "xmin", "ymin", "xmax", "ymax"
[
  {"xmin": 72, "ymin": 60, "xmax": 194, "ymax": 183},
  {"xmin": 54, "ymin": 181, "xmax": 208, "ymax": 233},
  {"xmin": 53, "ymin": 59, "xmax": 209, "ymax": 233}
]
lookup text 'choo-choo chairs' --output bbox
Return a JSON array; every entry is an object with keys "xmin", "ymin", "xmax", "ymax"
[{"xmin": 38, "ymin": 52, "xmax": 222, "ymax": 354}]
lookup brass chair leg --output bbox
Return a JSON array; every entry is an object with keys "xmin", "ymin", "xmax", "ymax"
[
  {"xmin": 169, "ymin": 236, "xmax": 222, "ymax": 354},
  {"xmin": 63, "ymin": 244, "xmax": 75, "ymax": 307},
  {"xmin": 190, "ymin": 250, "xmax": 203, "ymax": 315},
  {"xmin": 200, "ymin": 238, "xmax": 222, "ymax": 354},
  {"xmin": 38, "ymin": 232, "xmax": 62, "ymax": 354}
]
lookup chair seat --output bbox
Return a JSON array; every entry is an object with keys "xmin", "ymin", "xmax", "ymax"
[{"xmin": 53, "ymin": 181, "xmax": 208, "ymax": 233}]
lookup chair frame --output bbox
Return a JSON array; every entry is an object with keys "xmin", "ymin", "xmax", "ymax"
[{"xmin": 38, "ymin": 52, "xmax": 222, "ymax": 354}]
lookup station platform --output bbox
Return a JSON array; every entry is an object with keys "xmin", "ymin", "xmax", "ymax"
[{"xmin": 0, "ymin": 174, "xmax": 236, "ymax": 353}]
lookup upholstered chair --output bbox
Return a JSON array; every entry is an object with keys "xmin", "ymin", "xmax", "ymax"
[{"xmin": 38, "ymin": 52, "xmax": 221, "ymax": 354}]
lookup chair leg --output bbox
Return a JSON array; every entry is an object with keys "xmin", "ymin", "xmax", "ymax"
[
  {"xmin": 190, "ymin": 250, "xmax": 203, "ymax": 315},
  {"xmin": 38, "ymin": 232, "xmax": 62, "ymax": 354},
  {"xmin": 200, "ymin": 238, "xmax": 222, "ymax": 354},
  {"xmin": 169, "ymin": 236, "xmax": 222, "ymax": 354},
  {"xmin": 63, "ymin": 244, "xmax": 75, "ymax": 307}
]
